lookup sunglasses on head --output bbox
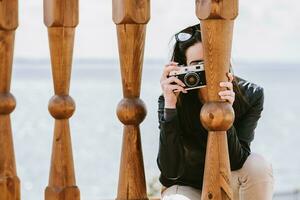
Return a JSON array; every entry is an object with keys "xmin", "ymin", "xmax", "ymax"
[{"xmin": 175, "ymin": 24, "xmax": 201, "ymax": 43}]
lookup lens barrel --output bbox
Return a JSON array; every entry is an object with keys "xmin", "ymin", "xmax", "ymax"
[{"xmin": 184, "ymin": 72, "xmax": 200, "ymax": 88}]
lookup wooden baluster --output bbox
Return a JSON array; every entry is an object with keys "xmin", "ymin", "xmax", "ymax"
[
  {"xmin": 0, "ymin": 0, "xmax": 20, "ymax": 200},
  {"xmin": 113, "ymin": 0, "xmax": 150, "ymax": 199},
  {"xmin": 44, "ymin": 0, "xmax": 80, "ymax": 199},
  {"xmin": 196, "ymin": 0, "xmax": 238, "ymax": 199}
]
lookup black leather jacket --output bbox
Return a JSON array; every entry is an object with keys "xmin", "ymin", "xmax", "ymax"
[{"xmin": 156, "ymin": 76, "xmax": 264, "ymax": 189}]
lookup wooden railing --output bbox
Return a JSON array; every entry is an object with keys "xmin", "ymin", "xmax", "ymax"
[
  {"xmin": 113, "ymin": 0, "xmax": 150, "ymax": 200},
  {"xmin": 196, "ymin": 1, "xmax": 238, "ymax": 200},
  {"xmin": 0, "ymin": 0, "xmax": 239, "ymax": 200},
  {"xmin": 0, "ymin": 0, "xmax": 20, "ymax": 199},
  {"xmin": 44, "ymin": 0, "xmax": 80, "ymax": 199}
]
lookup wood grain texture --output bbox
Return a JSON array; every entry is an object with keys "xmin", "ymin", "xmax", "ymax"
[
  {"xmin": 115, "ymin": 24, "xmax": 148, "ymax": 200},
  {"xmin": 114, "ymin": 1, "xmax": 150, "ymax": 199},
  {"xmin": 0, "ymin": 31, "xmax": 15, "ymax": 93},
  {"xmin": 0, "ymin": 1, "xmax": 20, "ymax": 199},
  {"xmin": 0, "ymin": 115, "xmax": 20, "ymax": 200},
  {"xmin": 44, "ymin": 0, "xmax": 80, "ymax": 199},
  {"xmin": 113, "ymin": 0, "xmax": 150, "ymax": 24},
  {"xmin": 47, "ymin": 27, "xmax": 75, "ymax": 95},
  {"xmin": 45, "ymin": 120, "xmax": 79, "ymax": 200},
  {"xmin": 116, "ymin": 126, "xmax": 148, "ymax": 200},
  {"xmin": 196, "ymin": 0, "xmax": 238, "ymax": 20},
  {"xmin": 201, "ymin": 20, "xmax": 234, "ymax": 101},
  {"xmin": 196, "ymin": 1, "xmax": 238, "ymax": 200},
  {"xmin": 0, "ymin": 0, "xmax": 18, "ymax": 30},
  {"xmin": 116, "ymin": 24, "xmax": 146, "ymax": 98},
  {"xmin": 44, "ymin": 0, "xmax": 79, "ymax": 27}
]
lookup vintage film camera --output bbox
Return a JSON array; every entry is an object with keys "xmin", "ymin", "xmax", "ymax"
[{"xmin": 169, "ymin": 61, "xmax": 206, "ymax": 90}]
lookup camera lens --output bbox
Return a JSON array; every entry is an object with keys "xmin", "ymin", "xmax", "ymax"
[{"xmin": 184, "ymin": 72, "xmax": 200, "ymax": 88}]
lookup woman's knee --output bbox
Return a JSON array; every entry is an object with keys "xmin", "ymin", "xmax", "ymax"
[
  {"xmin": 161, "ymin": 185, "xmax": 201, "ymax": 200},
  {"xmin": 241, "ymin": 153, "xmax": 274, "ymax": 183}
]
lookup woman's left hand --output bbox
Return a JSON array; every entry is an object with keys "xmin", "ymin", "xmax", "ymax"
[{"xmin": 218, "ymin": 72, "xmax": 235, "ymax": 105}]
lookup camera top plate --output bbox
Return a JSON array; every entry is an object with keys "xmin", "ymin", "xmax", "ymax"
[{"xmin": 169, "ymin": 61, "xmax": 205, "ymax": 76}]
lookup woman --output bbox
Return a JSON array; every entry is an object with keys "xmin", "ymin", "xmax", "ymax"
[{"xmin": 157, "ymin": 23, "xmax": 274, "ymax": 200}]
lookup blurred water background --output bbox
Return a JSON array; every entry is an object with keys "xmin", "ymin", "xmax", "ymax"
[{"xmin": 10, "ymin": 59, "xmax": 300, "ymax": 200}]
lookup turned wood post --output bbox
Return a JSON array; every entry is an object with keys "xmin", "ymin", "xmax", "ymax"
[
  {"xmin": 113, "ymin": 0, "xmax": 150, "ymax": 200},
  {"xmin": 44, "ymin": 0, "xmax": 80, "ymax": 199},
  {"xmin": 196, "ymin": 0, "xmax": 238, "ymax": 199},
  {"xmin": 0, "ymin": 1, "xmax": 20, "ymax": 200}
]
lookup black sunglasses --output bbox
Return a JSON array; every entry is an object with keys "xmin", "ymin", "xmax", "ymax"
[{"xmin": 175, "ymin": 24, "xmax": 201, "ymax": 43}]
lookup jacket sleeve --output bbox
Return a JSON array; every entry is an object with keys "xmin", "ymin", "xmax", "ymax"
[
  {"xmin": 227, "ymin": 86, "xmax": 264, "ymax": 170},
  {"xmin": 156, "ymin": 95, "xmax": 185, "ymax": 179}
]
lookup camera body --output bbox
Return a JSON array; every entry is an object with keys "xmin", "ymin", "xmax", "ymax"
[{"xmin": 169, "ymin": 62, "xmax": 206, "ymax": 90}]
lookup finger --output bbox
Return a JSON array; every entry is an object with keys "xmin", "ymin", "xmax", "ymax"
[
  {"xmin": 165, "ymin": 84, "xmax": 182, "ymax": 92},
  {"xmin": 161, "ymin": 78, "xmax": 183, "ymax": 90},
  {"xmin": 173, "ymin": 89, "xmax": 187, "ymax": 94},
  {"xmin": 165, "ymin": 76, "xmax": 186, "ymax": 87},
  {"xmin": 164, "ymin": 63, "xmax": 180, "ymax": 71},
  {"xmin": 164, "ymin": 61, "xmax": 178, "ymax": 67},
  {"xmin": 166, "ymin": 85, "xmax": 187, "ymax": 93},
  {"xmin": 171, "ymin": 85, "xmax": 187, "ymax": 93},
  {"xmin": 226, "ymin": 72, "xmax": 234, "ymax": 82},
  {"xmin": 220, "ymin": 81, "xmax": 233, "ymax": 90},
  {"xmin": 174, "ymin": 89, "xmax": 182, "ymax": 93},
  {"xmin": 168, "ymin": 61, "xmax": 178, "ymax": 66},
  {"xmin": 162, "ymin": 65, "xmax": 181, "ymax": 78},
  {"xmin": 218, "ymin": 90, "xmax": 235, "ymax": 97},
  {"xmin": 220, "ymin": 95, "xmax": 234, "ymax": 104}
]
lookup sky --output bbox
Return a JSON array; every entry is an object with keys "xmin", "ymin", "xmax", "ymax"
[{"xmin": 14, "ymin": 0, "xmax": 300, "ymax": 63}]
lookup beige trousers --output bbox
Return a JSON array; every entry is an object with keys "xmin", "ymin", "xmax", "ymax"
[{"xmin": 161, "ymin": 153, "xmax": 274, "ymax": 200}]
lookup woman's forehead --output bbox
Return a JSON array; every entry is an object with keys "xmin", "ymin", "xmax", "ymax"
[{"xmin": 186, "ymin": 42, "xmax": 204, "ymax": 65}]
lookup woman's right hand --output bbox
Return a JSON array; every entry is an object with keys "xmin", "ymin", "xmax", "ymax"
[{"xmin": 160, "ymin": 62, "xmax": 187, "ymax": 108}]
